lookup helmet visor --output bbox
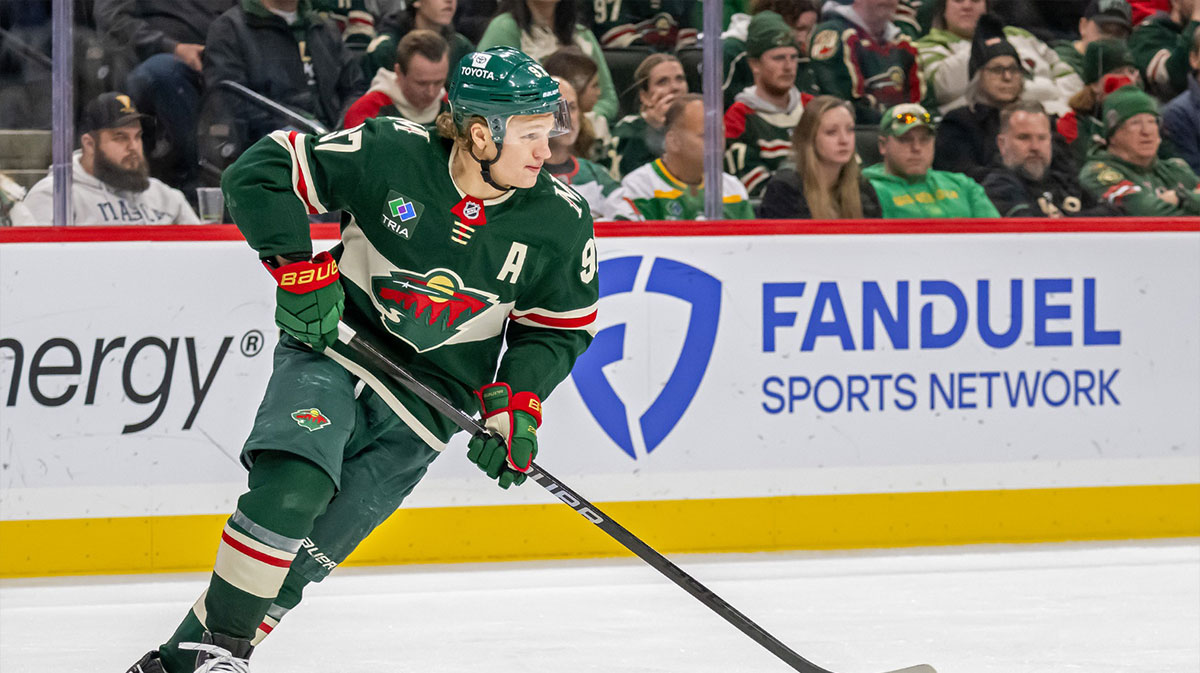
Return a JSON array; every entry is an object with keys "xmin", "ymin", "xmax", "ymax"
[{"xmin": 489, "ymin": 98, "xmax": 572, "ymax": 144}]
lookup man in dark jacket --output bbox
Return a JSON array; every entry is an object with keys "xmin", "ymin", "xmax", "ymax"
[
  {"xmin": 96, "ymin": 0, "xmax": 238, "ymax": 189},
  {"xmin": 202, "ymin": 0, "xmax": 364, "ymax": 166},
  {"xmin": 982, "ymin": 102, "xmax": 1114, "ymax": 217},
  {"xmin": 1162, "ymin": 30, "xmax": 1200, "ymax": 172}
]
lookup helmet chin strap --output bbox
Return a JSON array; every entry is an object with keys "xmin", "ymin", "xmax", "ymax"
[{"xmin": 468, "ymin": 143, "xmax": 513, "ymax": 193}]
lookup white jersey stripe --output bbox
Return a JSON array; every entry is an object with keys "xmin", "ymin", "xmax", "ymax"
[
  {"xmin": 268, "ymin": 130, "xmax": 310, "ymax": 215},
  {"xmin": 289, "ymin": 131, "xmax": 327, "ymax": 214}
]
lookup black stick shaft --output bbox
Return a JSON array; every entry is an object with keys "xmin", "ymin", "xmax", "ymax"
[{"xmin": 338, "ymin": 326, "xmax": 832, "ymax": 672}]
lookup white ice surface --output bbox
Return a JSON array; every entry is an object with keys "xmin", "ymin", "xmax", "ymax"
[{"xmin": 1, "ymin": 540, "xmax": 1197, "ymax": 673}]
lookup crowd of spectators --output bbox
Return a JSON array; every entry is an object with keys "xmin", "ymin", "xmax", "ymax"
[{"xmin": 1, "ymin": 0, "xmax": 1198, "ymax": 225}]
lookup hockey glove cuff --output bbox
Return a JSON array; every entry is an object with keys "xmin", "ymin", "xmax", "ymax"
[
  {"xmin": 265, "ymin": 251, "xmax": 344, "ymax": 352},
  {"xmin": 466, "ymin": 382, "xmax": 541, "ymax": 489}
]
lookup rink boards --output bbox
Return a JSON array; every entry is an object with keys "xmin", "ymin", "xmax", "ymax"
[{"xmin": 1, "ymin": 219, "xmax": 1198, "ymax": 577}]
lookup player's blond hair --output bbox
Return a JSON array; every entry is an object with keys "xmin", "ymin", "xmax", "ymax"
[{"xmin": 436, "ymin": 111, "xmax": 488, "ymax": 151}]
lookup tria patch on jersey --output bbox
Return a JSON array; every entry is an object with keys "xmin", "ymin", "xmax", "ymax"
[
  {"xmin": 381, "ymin": 189, "xmax": 424, "ymax": 239},
  {"xmin": 371, "ymin": 268, "xmax": 499, "ymax": 352},
  {"xmin": 291, "ymin": 408, "xmax": 331, "ymax": 431}
]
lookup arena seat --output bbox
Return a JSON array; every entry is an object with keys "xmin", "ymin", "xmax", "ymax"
[
  {"xmin": 603, "ymin": 47, "xmax": 655, "ymax": 118},
  {"xmin": 856, "ymin": 125, "xmax": 883, "ymax": 167}
]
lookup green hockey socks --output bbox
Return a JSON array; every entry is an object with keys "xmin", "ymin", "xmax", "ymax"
[{"xmin": 159, "ymin": 451, "xmax": 334, "ymax": 673}]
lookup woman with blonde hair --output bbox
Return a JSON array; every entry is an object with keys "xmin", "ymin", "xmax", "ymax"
[{"xmin": 758, "ymin": 95, "xmax": 881, "ymax": 219}]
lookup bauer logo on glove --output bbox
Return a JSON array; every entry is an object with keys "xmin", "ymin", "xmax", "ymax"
[{"xmin": 466, "ymin": 382, "xmax": 541, "ymax": 489}]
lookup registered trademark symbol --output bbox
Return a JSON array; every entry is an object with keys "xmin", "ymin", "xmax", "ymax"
[{"xmin": 241, "ymin": 330, "xmax": 264, "ymax": 357}]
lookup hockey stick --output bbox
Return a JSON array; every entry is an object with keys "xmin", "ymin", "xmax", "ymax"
[{"xmin": 336, "ymin": 323, "xmax": 934, "ymax": 673}]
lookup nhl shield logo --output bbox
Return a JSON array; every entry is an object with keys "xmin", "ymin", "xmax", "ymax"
[
  {"xmin": 462, "ymin": 200, "xmax": 481, "ymax": 221},
  {"xmin": 291, "ymin": 408, "xmax": 331, "ymax": 432}
]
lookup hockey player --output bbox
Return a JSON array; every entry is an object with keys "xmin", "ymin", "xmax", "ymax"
[{"xmin": 125, "ymin": 46, "xmax": 599, "ymax": 673}]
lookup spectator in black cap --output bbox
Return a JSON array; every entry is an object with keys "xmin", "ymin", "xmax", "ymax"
[
  {"xmin": 1053, "ymin": 0, "xmax": 1134, "ymax": 79},
  {"xmin": 10, "ymin": 92, "xmax": 199, "ymax": 226},
  {"xmin": 933, "ymin": 15, "xmax": 1030, "ymax": 179}
]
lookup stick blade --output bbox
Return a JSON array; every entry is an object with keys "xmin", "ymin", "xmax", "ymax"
[{"xmin": 880, "ymin": 666, "xmax": 937, "ymax": 673}]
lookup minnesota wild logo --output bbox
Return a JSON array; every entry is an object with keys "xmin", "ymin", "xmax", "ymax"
[
  {"xmin": 371, "ymin": 268, "xmax": 498, "ymax": 352},
  {"xmin": 291, "ymin": 408, "xmax": 331, "ymax": 432}
]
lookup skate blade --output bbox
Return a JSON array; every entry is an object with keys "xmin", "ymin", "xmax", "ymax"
[{"xmin": 881, "ymin": 666, "xmax": 936, "ymax": 673}]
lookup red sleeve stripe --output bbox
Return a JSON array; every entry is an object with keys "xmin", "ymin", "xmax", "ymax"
[{"xmin": 510, "ymin": 307, "xmax": 598, "ymax": 331}]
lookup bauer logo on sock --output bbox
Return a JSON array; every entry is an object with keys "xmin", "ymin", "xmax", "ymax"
[{"xmin": 290, "ymin": 408, "xmax": 331, "ymax": 431}]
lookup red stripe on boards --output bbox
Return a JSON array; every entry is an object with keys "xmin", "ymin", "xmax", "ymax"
[
  {"xmin": 220, "ymin": 531, "xmax": 292, "ymax": 568},
  {"xmin": 0, "ymin": 219, "xmax": 1197, "ymax": 244}
]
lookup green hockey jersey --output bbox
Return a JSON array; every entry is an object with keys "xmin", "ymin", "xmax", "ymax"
[
  {"xmin": 723, "ymin": 87, "xmax": 809, "ymax": 197},
  {"xmin": 609, "ymin": 158, "xmax": 755, "ymax": 220},
  {"xmin": 1080, "ymin": 150, "xmax": 1200, "ymax": 216},
  {"xmin": 548, "ymin": 156, "xmax": 620, "ymax": 220},
  {"xmin": 606, "ymin": 114, "xmax": 666, "ymax": 180},
  {"xmin": 221, "ymin": 116, "xmax": 600, "ymax": 450},
  {"xmin": 1129, "ymin": 13, "xmax": 1199, "ymax": 100},
  {"xmin": 591, "ymin": 0, "xmax": 701, "ymax": 50},
  {"xmin": 808, "ymin": 8, "xmax": 925, "ymax": 124}
]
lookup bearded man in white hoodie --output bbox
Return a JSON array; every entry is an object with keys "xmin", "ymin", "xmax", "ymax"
[
  {"xmin": 12, "ymin": 92, "xmax": 199, "ymax": 226},
  {"xmin": 343, "ymin": 29, "xmax": 450, "ymax": 128}
]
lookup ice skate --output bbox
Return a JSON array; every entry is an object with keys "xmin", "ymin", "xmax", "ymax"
[
  {"xmin": 179, "ymin": 632, "xmax": 254, "ymax": 672},
  {"xmin": 125, "ymin": 650, "xmax": 166, "ymax": 673}
]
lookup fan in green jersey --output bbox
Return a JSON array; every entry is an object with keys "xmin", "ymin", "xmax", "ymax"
[{"xmin": 125, "ymin": 47, "xmax": 599, "ymax": 673}]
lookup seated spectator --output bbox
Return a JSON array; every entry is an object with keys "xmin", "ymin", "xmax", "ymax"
[
  {"xmin": 543, "ymin": 47, "xmax": 608, "ymax": 156},
  {"xmin": 1052, "ymin": 0, "xmax": 1134, "ymax": 79},
  {"xmin": 607, "ymin": 53, "xmax": 688, "ymax": 178},
  {"xmin": 11, "ymin": 93, "xmax": 199, "ymax": 226},
  {"xmin": 917, "ymin": 1, "xmax": 1082, "ymax": 115},
  {"xmin": 982, "ymin": 102, "xmax": 1115, "ymax": 216},
  {"xmin": 363, "ymin": 0, "xmax": 474, "ymax": 83},
  {"xmin": 758, "ymin": 95, "xmax": 882, "ymax": 218},
  {"xmin": 592, "ymin": 0, "xmax": 701, "ymax": 50},
  {"xmin": 1057, "ymin": 40, "xmax": 1142, "ymax": 163},
  {"xmin": 546, "ymin": 78, "xmax": 619, "ymax": 218},
  {"xmin": 862, "ymin": 103, "xmax": 1000, "ymax": 217},
  {"xmin": 1130, "ymin": 0, "xmax": 1200, "ymax": 100},
  {"xmin": 809, "ymin": 0, "xmax": 925, "ymax": 124},
  {"xmin": 1080, "ymin": 85, "xmax": 1200, "ymax": 214},
  {"xmin": 95, "ymin": 0, "xmax": 237, "ymax": 190},
  {"xmin": 345, "ymin": 30, "xmax": 450, "ymax": 127},
  {"xmin": 203, "ymin": 0, "xmax": 365, "ymax": 161},
  {"xmin": 477, "ymin": 0, "xmax": 619, "ymax": 123},
  {"xmin": 312, "ymin": 0, "xmax": 378, "ymax": 52},
  {"xmin": 1162, "ymin": 29, "xmax": 1200, "ymax": 171},
  {"xmin": 724, "ymin": 11, "xmax": 810, "ymax": 197},
  {"xmin": 722, "ymin": 0, "xmax": 820, "ymax": 108},
  {"xmin": 609, "ymin": 94, "xmax": 755, "ymax": 220},
  {"xmin": 933, "ymin": 17, "xmax": 1026, "ymax": 179}
]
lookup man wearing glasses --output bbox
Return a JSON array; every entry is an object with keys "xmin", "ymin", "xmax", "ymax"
[{"xmin": 862, "ymin": 103, "xmax": 1000, "ymax": 218}]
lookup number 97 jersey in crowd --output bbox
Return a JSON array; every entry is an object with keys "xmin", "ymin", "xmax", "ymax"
[{"xmin": 221, "ymin": 115, "xmax": 600, "ymax": 450}]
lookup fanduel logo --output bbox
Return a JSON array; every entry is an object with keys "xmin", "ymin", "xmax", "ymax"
[{"xmin": 571, "ymin": 256, "xmax": 720, "ymax": 459}]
